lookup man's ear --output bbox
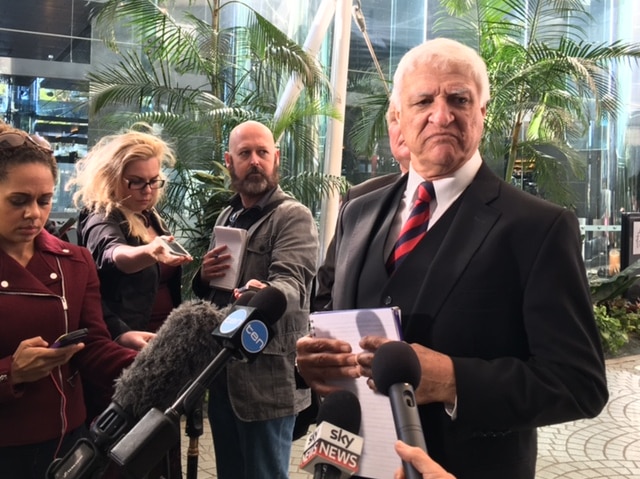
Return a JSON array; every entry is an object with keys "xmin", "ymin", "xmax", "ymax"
[
  {"xmin": 274, "ymin": 149, "xmax": 281, "ymax": 167},
  {"xmin": 224, "ymin": 151, "xmax": 231, "ymax": 168}
]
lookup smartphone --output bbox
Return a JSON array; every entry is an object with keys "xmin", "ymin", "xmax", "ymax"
[
  {"xmin": 237, "ymin": 285, "xmax": 261, "ymax": 294},
  {"xmin": 160, "ymin": 237, "xmax": 190, "ymax": 257},
  {"xmin": 56, "ymin": 217, "xmax": 77, "ymax": 238},
  {"xmin": 50, "ymin": 328, "xmax": 89, "ymax": 348}
]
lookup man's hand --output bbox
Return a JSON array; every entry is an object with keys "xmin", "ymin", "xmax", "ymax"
[
  {"xmin": 232, "ymin": 279, "xmax": 266, "ymax": 301},
  {"xmin": 355, "ymin": 335, "xmax": 392, "ymax": 379},
  {"xmin": 358, "ymin": 338, "xmax": 456, "ymax": 405},
  {"xmin": 295, "ymin": 336, "xmax": 360, "ymax": 397},
  {"xmin": 411, "ymin": 343, "xmax": 456, "ymax": 405},
  {"xmin": 199, "ymin": 245, "xmax": 231, "ymax": 282}
]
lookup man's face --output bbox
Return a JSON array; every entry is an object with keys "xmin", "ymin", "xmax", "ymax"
[
  {"xmin": 398, "ymin": 62, "xmax": 486, "ymax": 179},
  {"xmin": 225, "ymin": 125, "xmax": 280, "ymax": 198}
]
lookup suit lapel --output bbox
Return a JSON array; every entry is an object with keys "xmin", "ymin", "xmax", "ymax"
[
  {"xmin": 335, "ymin": 176, "xmax": 406, "ymax": 308},
  {"xmin": 403, "ymin": 164, "xmax": 502, "ymax": 333}
]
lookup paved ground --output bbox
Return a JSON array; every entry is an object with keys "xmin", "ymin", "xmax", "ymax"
[
  {"xmin": 536, "ymin": 354, "xmax": 640, "ymax": 479},
  {"xmin": 181, "ymin": 354, "xmax": 640, "ymax": 478}
]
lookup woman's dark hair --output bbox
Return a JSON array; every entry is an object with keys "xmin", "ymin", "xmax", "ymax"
[{"xmin": 0, "ymin": 128, "xmax": 58, "ymax": 183}]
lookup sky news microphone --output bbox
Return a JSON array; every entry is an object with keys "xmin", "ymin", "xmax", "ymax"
[
  {"xmin": 108, "ymin": 286, "xmax": 287, "ymax": 478},
  {"xmin": 299, "ymin": 390, "xmax": 364, "ymax": 479},
  {"xmin": 372, "ymin": 341, "xmax": 427, "ymax": 479}
]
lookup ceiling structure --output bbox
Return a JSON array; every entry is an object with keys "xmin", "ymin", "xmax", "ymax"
[{"xmin": 0, "ymin": 0, "xmax": 95, "ymax": 63}]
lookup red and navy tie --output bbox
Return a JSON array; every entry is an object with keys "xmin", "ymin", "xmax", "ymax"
[{"xmin": 388, "ymin": 181, "xmax": 435, "ymax": 272}]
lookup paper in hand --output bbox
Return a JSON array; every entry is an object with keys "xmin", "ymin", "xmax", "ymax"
[{"xmin": 208, "ymin": 226, "xmax": 248, "ymax": 291}]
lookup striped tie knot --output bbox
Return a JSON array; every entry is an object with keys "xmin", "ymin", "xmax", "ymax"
[{"xmin": 388, "ymin": 181, "xmax": 435, "ymax": 272}]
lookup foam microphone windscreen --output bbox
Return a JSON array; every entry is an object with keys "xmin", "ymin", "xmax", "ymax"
[
  {"xmin": 112, "ymin": 300, "xmax": 228, "ymax": 418},
  {"xmin": 371, "ymin": 341, "xmax": 421, "ymax": 394},
  {"xmin": 316, "ymin": 389, "xmax": 362, "ymax": 434}
]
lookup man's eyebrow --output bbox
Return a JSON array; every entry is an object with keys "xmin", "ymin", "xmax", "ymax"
[{"xmin": 447, "ymin": 86, "xmax": 473, "ymax": 95}]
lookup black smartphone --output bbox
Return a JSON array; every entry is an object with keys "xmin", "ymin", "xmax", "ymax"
[
  {"xmin": 50, "ymin": 328, "xmax": 89, "ymax": 348},
  {"xmin": 237, "ymin": 285, "xmax": 261, "ymax": 294},
  {"xmin": 56, "ymin": 217, "xmax": 77, "ymax": 237},
  {"xmin": 160, "ymin": 237, "xmax": 190, "ymax": 257}
]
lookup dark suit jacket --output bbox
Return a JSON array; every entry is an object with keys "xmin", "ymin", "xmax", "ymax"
[
  {"xmin": 331, "ymin": 163, "xmax": 608, "ymax": 479},
  {"xmin": 312, "ymin": 173, "xmax": 402, "ymax": 311}
]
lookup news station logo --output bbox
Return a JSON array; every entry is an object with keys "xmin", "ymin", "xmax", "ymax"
[
  {"xmin": 241, "ymin": 320, "xmax": 269, "ymax": 354},
  {"xmin": 300, "ymin": 422, "xmax": 363, "ymax": 475},
  {"xmin": 218, "ymin": 308, "xmax": 249, "ymax": 334}
]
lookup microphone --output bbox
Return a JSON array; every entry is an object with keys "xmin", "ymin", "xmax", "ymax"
[
  {"xmin": 299, "ymin": 390, "xmax": 364, "ymax": 479},
  {"xmin": 114, "ymin": 300, "xmax": 230, "ymax": 417},
  {"xmin": 372, "ymin": 341, "xmax": 427, "ymax": 479},
  {"xmin": 108, "ymin": 286, "xmax": 287, "ymax": 478},
  {"xmin": 46, "ymin": 289, "xmax": 265, "ymax": 479},
  {"xmin": 47, "ymin": 299, "xmax": 228, "ymax": 479},
  {"xmin": 211, "ymin": 285, "xmax": 287, "ymax": 362}
]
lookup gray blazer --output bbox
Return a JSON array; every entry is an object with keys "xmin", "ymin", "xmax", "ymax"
[
  {"xmin": 331, "ymin": 163, "xmax": 608, "ymax": 479},
  {"xmin": 194, "ymin": 186, "xmax": 319, "ymax": 421}
]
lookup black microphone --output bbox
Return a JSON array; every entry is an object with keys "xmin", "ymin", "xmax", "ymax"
[
  {"xmin": 299, "ymin": 390, "xmax": 364, "ymax": 479},
  {"xmin": 47, "ymin": 299, "xmax": 229, "ymax": 479},
  {"xmin": 107, "ymin": 286, "xmax": 288, "ymax": 478},
  {"xmin": 47, "ymin": 292, "xmax": 259, "ymax": 479},
  {"xmin": 211, "ymin": 285, "xmax": 287, "ymax": 362},
  {"xmin": 372, "ymin": 341, "xmax": 427, "ymax": 479}
]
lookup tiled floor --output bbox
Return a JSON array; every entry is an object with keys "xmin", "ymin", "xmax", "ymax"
[
  {"xmin": 536, "ymin": 354, "xmax": 640, "ymax": 479},
  {"xmin": 181, "ymin": 354, "xmax": 640, "ymax": 478}
]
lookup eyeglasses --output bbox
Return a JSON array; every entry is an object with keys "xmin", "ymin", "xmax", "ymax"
[
  {"xmin": 0, "ymin": 131, "xmax": 53, "ymax": 153},
  {"xmin": 126, "ymin": 178, "xmax": 166, "ymax": 190}
]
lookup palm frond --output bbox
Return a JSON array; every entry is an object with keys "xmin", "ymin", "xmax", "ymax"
[
  {"xmin": 431, "ymin": 0, "xmax": 640, "ymax": 207},
  {"xmin": 348, "ymin": 93, "xmax": 391, "ymax": 158},
  {"xmin": 280, "ymin": 172, "xmax": 349, "ymax": 209},
  {"xmin": 89, "ymin": 0, "xmax": 339, "ymax": 277}
]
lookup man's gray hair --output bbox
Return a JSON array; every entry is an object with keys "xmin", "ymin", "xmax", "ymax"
[{"xmin": 391, "ymin": 38, "xmax": 490, "ymax": 111}]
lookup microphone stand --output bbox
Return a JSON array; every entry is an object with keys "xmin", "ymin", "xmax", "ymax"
[
  {"xmin": 109, "ymin": 348, "xmax": 236, "ymax": 478},
  {"xmin": 185, "ymin": 400, "xmax": 204, "ymax": 479}
]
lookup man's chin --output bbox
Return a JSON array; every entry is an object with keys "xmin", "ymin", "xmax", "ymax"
[{"xmin": 241, "ymin": 181, "xmax": 269, "ymax": 196}]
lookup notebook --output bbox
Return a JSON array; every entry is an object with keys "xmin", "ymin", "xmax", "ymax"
[
  {"xmin": 208, "ymin": 226, "xmax": 248, "ymax": 291},
  {"xmin": 309, "ymin": 307, "xmax": 402, "ymax": 479}
]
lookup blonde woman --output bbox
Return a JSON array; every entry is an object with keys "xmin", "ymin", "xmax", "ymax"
[
  {"xmin": 71, "ymin": 127, "xmax": 191, "ymax": 478},
  {"xmin": 71, "ymin": 127, "xmax": 191, "ymax": 341}
]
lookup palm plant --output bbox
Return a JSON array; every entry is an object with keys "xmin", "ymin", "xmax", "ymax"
[
  {"xmin": 88, "ymin": 0, "xmax": 347, "ymax": 275},
  {"xmin": 434, "ymin": 0, "xmax": 640, "ymax": 206}
]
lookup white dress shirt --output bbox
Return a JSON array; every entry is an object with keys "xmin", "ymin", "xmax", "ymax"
[{"xmin": 384, "ymin": 151, "xmax": 483, "ymax": 259}]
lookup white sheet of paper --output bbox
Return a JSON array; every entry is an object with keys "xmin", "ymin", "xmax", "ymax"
[
  {"xmin": 309, "ymin": 307, "xmax": 403, "ymax": 479},
  {"xmin": 208, "ymin": 226, "xmax": 248, "ymax": 291}
]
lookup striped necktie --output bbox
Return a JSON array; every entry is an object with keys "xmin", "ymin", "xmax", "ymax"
[{"xmin": 388, "ymin": 181, "xmax": 435, "ymax": 272}]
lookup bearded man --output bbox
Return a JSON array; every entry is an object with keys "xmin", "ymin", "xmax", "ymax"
[{"xmin": 192, "ymin": 120, "xmax": 318, "ymax": 479}]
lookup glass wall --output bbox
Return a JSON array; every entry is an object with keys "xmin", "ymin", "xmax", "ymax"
[{"xmin": 1, "ymin": 0, "xmax": 639, "ymax": 272}]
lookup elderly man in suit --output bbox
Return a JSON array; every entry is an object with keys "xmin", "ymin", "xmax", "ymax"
[{"xmin": 296, "ymin": 38, "xmax": 608, "ymax": 479}]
